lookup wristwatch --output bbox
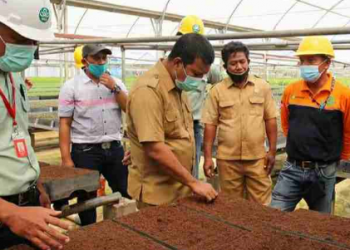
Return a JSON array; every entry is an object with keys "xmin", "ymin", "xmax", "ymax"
[{"xmin": 111, "ymin": 83, "xmax": 122, "ymax": 94}]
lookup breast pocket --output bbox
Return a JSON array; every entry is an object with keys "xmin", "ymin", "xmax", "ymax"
[
  {"xmin": 219, "ymin": 100, "xmax": 236, "ymax": 120},
  {"xmin": 19, "ymin": 84, "xmax": 30, "ymax": 113},
  {"xmin": 249, "ymin": 96, "xmax": 264, "ymax": 116},
  {"xmin": 164, "ymin": 109, "xmax": 185, "ymax": 139}
]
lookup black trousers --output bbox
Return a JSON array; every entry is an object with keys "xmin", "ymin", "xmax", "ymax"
[
  {"xmin": 70, "ymin": 141, "xmax": 129, "ymax": 226},
  {"xmin": 0, "ymin": 191, "xmax": 40, "ymax": 249}
]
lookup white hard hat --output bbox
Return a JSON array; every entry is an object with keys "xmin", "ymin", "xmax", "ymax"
[{"xmin": 0, "ymin": 0, "xmax": 54, "ymax": 41}]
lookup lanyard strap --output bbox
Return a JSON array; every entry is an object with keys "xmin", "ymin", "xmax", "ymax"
[
  {"xmin": 308, "ymin": 77, "xmax": 335, "ymax": 111},
  {"xmin": 0, "ymin": 73, "xmax": 17, "ymax": 126}
]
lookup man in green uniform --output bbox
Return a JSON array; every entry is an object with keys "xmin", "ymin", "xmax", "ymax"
[{"xmin": 0, "ymin": 1, "xmax": 70, "ymax": 249}]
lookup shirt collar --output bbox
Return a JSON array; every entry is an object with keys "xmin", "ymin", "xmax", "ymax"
[
  {"xmin": 156, "ymin": 59, "xmax": 176, "ymax": 92},
  {"xmin": 301, "ymin": 72, "xmax": 333, "ymax": 93},
  {"xmin": 80, "ymin": 70, "xmax": 91, "ymax": 83}
]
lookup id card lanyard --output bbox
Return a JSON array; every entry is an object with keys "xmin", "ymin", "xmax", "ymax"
[
  {"xmin": 308, "ymin": 77, "xmax": 335, "ymax": 111},
  {"xmin": 0, "ymin": 73, "xmax": 28, "ymax": 158}
]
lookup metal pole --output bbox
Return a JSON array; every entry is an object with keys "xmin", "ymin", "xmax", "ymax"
[
  {"xmin": 64, "ymin": 5, "xmax": 69, "ymax": 82},
  {"xmin": 121, "ymin": 46, "xmax": 126, "ymax": 85},
  {"xmin": 40, "ymin": 26, "xmax": 350, "ymax": 45}
]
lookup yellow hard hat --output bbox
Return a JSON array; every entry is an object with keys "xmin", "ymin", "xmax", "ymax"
[
  {"xmin": 178, "ymin": 15, "xmax": 205, "ymax": 35},
  {"xmin": 296, "ymin": 36, "xmax": 335, "ymax": 58},
  {"xmin": 74, "ymin": 46, "xmax": 84, "ymax": 69}
]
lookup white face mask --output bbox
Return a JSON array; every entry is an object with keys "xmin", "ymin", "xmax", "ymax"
[
  {"xmin": 175, "ymin": 64, "xmax": 203, "ymax": 92},
  {"xmin": 299, "ymin": 60, "xmax": 327, "ymax": 83}
]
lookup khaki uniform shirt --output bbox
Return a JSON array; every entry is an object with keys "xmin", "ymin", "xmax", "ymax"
[
  {"xmin": 127, "ymin": 60, "xmax": 195, "ymax": 205},
  {"xmin": 202, "ymin": 75, "xmax": 277, "ymax": 160},
  {"xmin": 0, "ymin": 72, "xmax": 39, "ymax": 196}
]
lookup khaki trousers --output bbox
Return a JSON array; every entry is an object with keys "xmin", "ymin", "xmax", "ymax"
[{"xmin": 217, "ymin": 158, "xmax": 272, "ymax": 205}]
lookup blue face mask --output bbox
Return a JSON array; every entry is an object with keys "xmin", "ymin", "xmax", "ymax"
[
  {"xmin": 87, "ymin": 62, "xmax": 108, "ymax": 78},
  {"xmin": 175, "ymin": 64, "xmax": 203, "ymax": 92},
  {"xmin": 0, "ymin": 37, "xmax": 37, "ymax": 72},
  {"xmin": 300, "ymin": 60, "xmax": 327, "ymax": 83}
]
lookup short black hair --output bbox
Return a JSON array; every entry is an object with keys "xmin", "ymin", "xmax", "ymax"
[
  {"xmin": 221, "ymin": 41, "xmax": 250, "ymax": 68},
  {"xmin": 168, "ymin": 33, "xmax": 214, "ymax": 66}
]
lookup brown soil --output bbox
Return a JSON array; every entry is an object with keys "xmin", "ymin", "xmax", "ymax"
[
  {"xmin": 7, "ymin": 220, "xmax": 167, "ymax": 250},
  {"xmin": 39, "ymin": 165, "xmax": 92, "ymax": 180},
  {"xmin": 7, "ymin": 196, "xmax": 350, "ymax": 250},
  {"xmin": 119, "ymin": 202, "xmax": 343, "ymax": 250},
  {"xmin": 178, "ymin": 195, "xmax": 350, "ymax": 248}
]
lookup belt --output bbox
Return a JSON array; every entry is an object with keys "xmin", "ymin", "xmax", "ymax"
[
  {"xmin": 287, "ymin": 158, "xmax": 337, "ymax": 169},
  {"xmin": 1, "ymin": 185, "xmax": 38, "ymax": 206},
  {"xmin": 73, "ymin": 140, "xmax": 121, "ymax": 150}
]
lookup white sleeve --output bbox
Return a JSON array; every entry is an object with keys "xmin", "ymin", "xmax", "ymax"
[
  {"xmin": 114, "ymin": 77, "xmax": 128, "ymax": 95},
  {"xmin": 58, "ymin": 80, "xmax": 75, "ymax": 117}
]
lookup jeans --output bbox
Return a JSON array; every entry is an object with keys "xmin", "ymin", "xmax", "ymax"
[
  {"xmin": 270, "ymin": 160, "xmax": 337, "ymax": 214},
  {"xmin": 71, "ymin": 141, "xmax": 130, "ymax": 226},
  {"xmin": 193, "ymin": 121, "xmax": 203, "ymax": 179}
]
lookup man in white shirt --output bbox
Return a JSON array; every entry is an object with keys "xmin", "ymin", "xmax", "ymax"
[{"xmin": 58, "ymin": 44, "xmax": 129, "ymax": 226}]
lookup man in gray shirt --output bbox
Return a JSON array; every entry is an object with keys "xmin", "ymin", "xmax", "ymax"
[{"xmin": 58, "ymin": 44, "xmax": 129, "ymax": 226}]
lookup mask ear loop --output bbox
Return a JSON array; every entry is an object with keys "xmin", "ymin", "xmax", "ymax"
[{"xmin": 0, "ymin": 36, "xmax": 6, "ymax": 53}]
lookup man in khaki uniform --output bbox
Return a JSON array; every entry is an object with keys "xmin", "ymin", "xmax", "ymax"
[
  {"xmin": 202, "ymin": 41, "xmax": 277, "ymax": 205},
  {"xmin": 127, "ymin": 33, "xmax": 218, "ymax": 207}
]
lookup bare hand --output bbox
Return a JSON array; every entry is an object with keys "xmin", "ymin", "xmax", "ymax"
[
  {"xmin": 122, "ymin": 151, "xmax": 131, "ymax": 166},
  {"xmin": 189, "ymin": 181, "xmax": 218, "ymax": 203},
  {"xmin": 3, "ymin": 207, "xmax": 70, "ymax": 250},
  {"xmin": 100, "ymin": 73, "xmax": 115, "ymax": 90},
  {"xmin": 25, "ymin": 78, "xmax": 33, "ymax": 90},
  {"xmin": 61, "ymin": 158, "xmax": 75, "ymax": 168},
  {"xmin": 264, "ymin": 151, "xmax": 276, "ymax": 175},
  {"xmin": 203, "ymin": 158, "xmax": 215, "ymax": 178}
]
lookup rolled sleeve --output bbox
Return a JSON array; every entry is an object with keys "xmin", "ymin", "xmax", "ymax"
[
  {"xmin": 201, "ymin": 88, "xmax": 219, "ymax": 125},
  {"xmin": 129, "ymin": 87, "xmax": 165, "ymax": 143},
  {"xmin": 114, "ymin": 77, "xmax": 128, "ymax": 95},
  {"xmin": 264, "ymin": 86, "xmax": 278, "ymax": 120},
  {"xmin": 58, "ymin": 81, "xmax": 75, "ymax": 118}
]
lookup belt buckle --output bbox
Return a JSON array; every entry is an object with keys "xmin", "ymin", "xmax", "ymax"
[
  {"xmin": 101, "ymin": 142, "xmax": 111, "ymax": 150},
  {"xmin": 301, "ymin": 161, "xmax": 312, "ymax": 169},
  {"xmin": 18, "ymin": 192, "xmax": 28, "ymax": 206}
]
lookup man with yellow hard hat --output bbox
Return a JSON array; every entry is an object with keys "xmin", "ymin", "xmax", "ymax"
[
  {"xmin": 271, "ymin": 36, "xmax": 350, "ymax": 214},
  {"xmin": 177, "ymin": 15, "xmax": 222, "ymax": 179},
  {"xmin": 74, "ymin": 45, "xmax": 84, "ymax": 69}
]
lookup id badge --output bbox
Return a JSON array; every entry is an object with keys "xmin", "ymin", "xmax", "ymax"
[{"xmin": 12, "ymin": 130, "xmax": 28, "ymax": 158}]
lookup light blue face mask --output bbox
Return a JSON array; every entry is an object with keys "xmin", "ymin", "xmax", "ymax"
[
  {"xmin": 87, "ymin": 62, "xmax": 108, "ymax": 78},
  {"xmin": 175, "ymin": 64, "xmax": 203, "ymax": 92},
  {"xmin": 300, "ymin": 60, "xmax": 327, "ymax": 83},
  {"xmin": 0, "ymin": 37, "xmax": 37, "ymax": 72}
]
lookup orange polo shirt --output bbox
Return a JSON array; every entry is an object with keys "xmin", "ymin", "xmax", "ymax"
[{"xmin": 281, "ymin": 73, "xmax": 350, "ymax": 161}]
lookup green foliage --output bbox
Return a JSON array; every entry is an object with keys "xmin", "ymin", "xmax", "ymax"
[{"xmin": 26, "ymin": 76, "xmax": 350, "ymax": 97}]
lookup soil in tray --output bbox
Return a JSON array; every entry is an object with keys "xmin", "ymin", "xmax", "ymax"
[
  {"xmin": 273, "ymin": 208, "xmax": 350, "ymax": 248},
  {"xmin": 119, "ymin": 204, "xmax": 259, "ymax": 250},
  {"xmin": 39, "ymin": 165, "xmax": 92, "ymax": 180},
  {"xmin": 6, "ymin": 220, "xmax": 168, "ymax": 250},
  {"xmin": 118, "ymin": 204, "xmax": 343, "ymax": 250},
  {"xmin": 179, "ymin": 195, "xmax": 350, "ymax": 248}
]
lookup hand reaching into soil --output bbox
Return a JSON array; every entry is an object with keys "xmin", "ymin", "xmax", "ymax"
[
  {"xmin": 3, "ymin": 206, "xmax": 70, "ymax": 250},
  {"xmin": 189, "ymin": 181, "xmax": 218, "ymax": 203}
]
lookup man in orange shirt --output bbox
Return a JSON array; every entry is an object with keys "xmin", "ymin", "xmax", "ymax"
[{"xmin": 271, "ymin": 36, "xmax": 350, "ymax": 214}]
